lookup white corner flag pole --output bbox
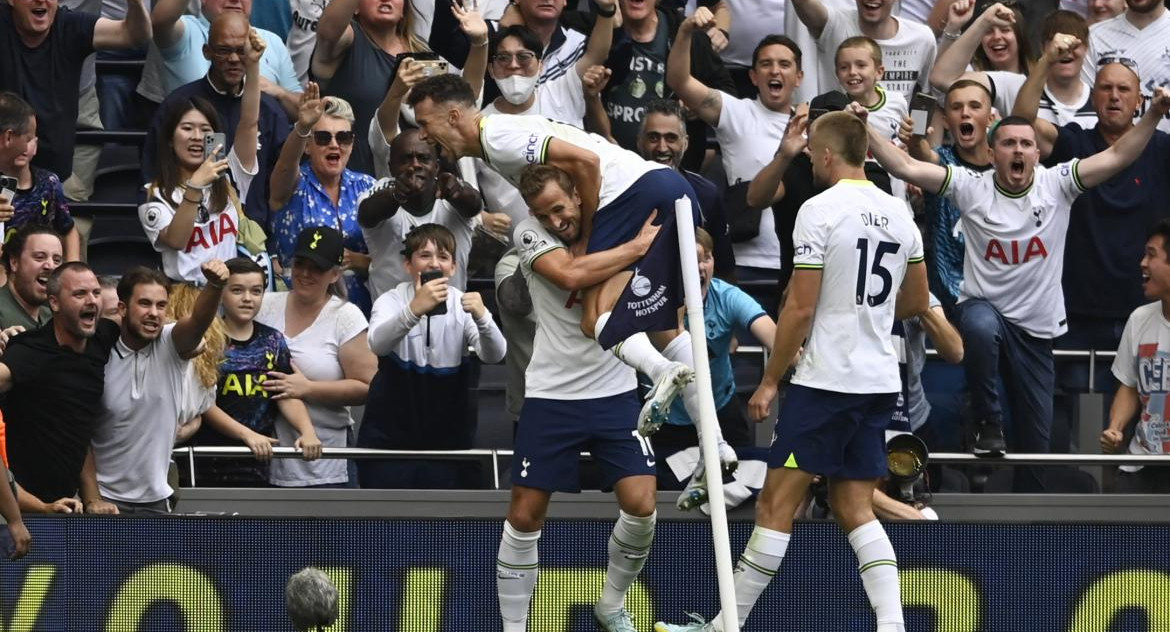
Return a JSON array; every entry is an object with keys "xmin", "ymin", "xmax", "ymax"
[{"xmin": 675, "ymin": 196, "xmax": 739, "ymax": 632}]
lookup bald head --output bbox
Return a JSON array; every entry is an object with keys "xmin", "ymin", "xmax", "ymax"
[
  {"xmin": 1092, "ymin": 62, "xmax": 1143, "ymax": 133},
  {"xmin": 205, "ymin": 13, "xmax": 250, "ymax": 90},
  {"xmin": 209, "ymin": 11, "xmax": 250, "ymax": 44}
]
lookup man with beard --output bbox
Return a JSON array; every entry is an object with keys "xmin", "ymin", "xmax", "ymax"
[
  {"xmin": 865, "ymin": 89, "xmax": 1170, "ymax": 491},
  {"xmin": 0, "ymin": 226, "xmax": 62, "ymax": 330},
  {"xmin": 636, "ymin": 99, "xmax": 733, "ymax": 278},
  {"xmin": 500, "ymin": 164, "xmax": 662, "ymax": 632},
  {"xmin": 83, "ymin": 262, "xmax": 229, "ymax": 514},
  {"xmin": 407, "ymin": 73, "xmax": 701, "ymax": 442},
  {"xmin": 667, "ymin": 10, "xmax": 802, "ymax": 307},
  {"xmin": 358, "ymin": 129, "xmax": 483, "ymax": 298},
  {"xmin": 1082, "ymin": 0, "xmax": 1170, "ymax": 132},
  {"xmin": 0, "ymin": 262, "xmax": 118, "ymax": 507}
]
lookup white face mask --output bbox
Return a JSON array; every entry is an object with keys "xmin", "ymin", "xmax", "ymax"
[{"xmin": 495, "ymin": 73, "xmax": 539, "ymax": 105}]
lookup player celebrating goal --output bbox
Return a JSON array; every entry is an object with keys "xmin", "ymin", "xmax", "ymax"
[
  {"xmin": 497, "ymin": 165, "xmax": 663, "ymax": 632},
  {"xmin": 657, "ymin": 110, "xmax": 928, "ymax": 632},
  {"xmin": 406, "ymin": 74, "xmax": 739, "ymax": 472},
  {"xmin": 863, "ymin": 87, "xmax": 1170, "ymax": 491}
]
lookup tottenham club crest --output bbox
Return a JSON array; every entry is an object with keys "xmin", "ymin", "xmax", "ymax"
[{"xmin": 630, "ymin": 269, "xmax": 653, "ymax": 298}]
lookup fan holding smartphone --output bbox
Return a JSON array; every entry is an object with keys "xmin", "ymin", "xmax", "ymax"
[{"xmin": 138, "ymin": 25, "xmax": 264, "ymax": 284}]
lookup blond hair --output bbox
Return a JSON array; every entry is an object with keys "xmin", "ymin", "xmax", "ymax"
[{"xmin": 166, "ymin": 284, "xmax": 227, "ymax": 389}]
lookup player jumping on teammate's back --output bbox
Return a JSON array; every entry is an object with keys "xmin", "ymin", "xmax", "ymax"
[
  {"xmin": 497, "ymin": 164, "xmax": 664, "ymax": 632},
  {"xmin": 406, "ymin": 74, "xmax": 717, "ymax": 449}
]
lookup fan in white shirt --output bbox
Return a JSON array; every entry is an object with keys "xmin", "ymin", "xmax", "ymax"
[
  {"xmin": 667, "ymin": 7, "xmax": 802, "ymax": 274},
  {"xmin": 863, "ymin": 89, "xmax": 1170, "ymax": 464},
  {"xmin": 791, "ymin": 0, "xmax": 937, "ymax": 101}
]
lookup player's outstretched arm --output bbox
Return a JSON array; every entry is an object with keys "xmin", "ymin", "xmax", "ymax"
[
  {"xmin": 853, "ymin": 104, "xmax": 949, "ymax": 194},
  {"xmin": 531, "ymin": 211, "xmax": 661, "ymax": 291},
  {"xmin": 747, "ymin": 267, "xmax": 822, "ymax": 421},
  {"xmin": 666, "ymin": 8, "xmax": 724, "ymax": 127},
  {"xmin": 894, "ymin": 261, "xmax": 930, "ymax": 321},
  {"xmin": 1077, "ymin": 87, "xmax": 1170, "ymax": 189}
]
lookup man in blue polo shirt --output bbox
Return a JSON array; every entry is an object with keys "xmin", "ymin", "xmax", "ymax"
[{"xmin": 1015, "ymin": 40, "xmax": 1170, "ymax": 402}]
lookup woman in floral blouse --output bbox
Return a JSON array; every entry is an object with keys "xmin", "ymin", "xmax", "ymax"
[{"xmin": 269, "ymin": 83, "xmax": 376, "ymax": 314}]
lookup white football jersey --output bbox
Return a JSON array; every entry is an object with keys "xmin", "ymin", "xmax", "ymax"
[
  {"xmin": 790, "ymin": 179, "xmax": 924, "ymax": 394},
  {"xmin": 514, "ymin": 218, "xmax": 636, "ymax": 399},
  {"xmin": 940, "ymin": 160, "xmax": 1085, "ymax": 338},
  {"xmin": 477, "ymin": 114, "xmax": 662, "ymax": 209}
]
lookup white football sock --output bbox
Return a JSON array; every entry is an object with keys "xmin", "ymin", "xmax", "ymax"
[
  {"xmin": 598, "ymin": 311, "xmax": 673, "ymax": 380},
  {"xmin": 497, "ymin": 521, "xmax": 541, "ymax": 631},
  {"xmin": 595, "ymin": 510, "xmax": 656, "ymax": 617},
  {"xmin": 727, "ymin": 525, "xmax": 790, "ymax": 627},
  {"xmin": 661, "ymin": 332, "xmax": 720, "ymax": 443},
  {"xmin": 848, "ymin": 519, "xmax": 905, "ymax": 632}
]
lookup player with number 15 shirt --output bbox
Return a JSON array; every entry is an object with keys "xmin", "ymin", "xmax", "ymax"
[{"xmin": 791, "ymin": 180, "xmax": 924, "ymax": 394}]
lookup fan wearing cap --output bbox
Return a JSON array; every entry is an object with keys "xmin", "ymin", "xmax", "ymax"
[
  {"xmin": 269, "ymin": 86, "xmax": 376, "ymax": 314},
  {"xmin": 357, "ymin": 223, "xmax": 505, "ymax": 489},
  {"xmin": 746, "ymin": 90, "xmax": 893, "ymax": 294},
  {"xmin": 255, "ymin": 226, "xmax": 377, "ymax": 487}
]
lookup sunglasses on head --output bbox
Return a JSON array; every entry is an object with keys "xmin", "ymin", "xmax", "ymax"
[
  {"xmin": 312, "ymin": 131, "xmax": 356, "ymax": 146},
  {"xmin": 1097, "ymin": 56, "xmax": 1138, "ymax": 70}
]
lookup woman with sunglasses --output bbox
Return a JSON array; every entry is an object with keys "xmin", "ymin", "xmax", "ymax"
[{"xmin": 269, "ymin": 84, "xmax": 376, "ymax": 314}]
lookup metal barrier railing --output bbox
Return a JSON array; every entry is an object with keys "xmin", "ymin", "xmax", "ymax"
[{"xmin": 172, "ymin": 446, "xmax": 1168, "ymax": 490}]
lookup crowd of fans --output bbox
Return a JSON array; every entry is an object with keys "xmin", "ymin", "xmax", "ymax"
[{"xmin": 0, "ymin": 0, "xmax": 1164, "ymax": 531}]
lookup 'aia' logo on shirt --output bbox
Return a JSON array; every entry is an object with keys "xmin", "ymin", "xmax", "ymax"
[{"xmin": 984, "ymin": 237, "xmax": 1047, "ymax": 265}]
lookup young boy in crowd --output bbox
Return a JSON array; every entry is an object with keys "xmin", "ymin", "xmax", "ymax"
[
  {"xmin": 192, "ymin": 257, "xmax": 321, "ymax": 486},
  {"xmin": 658, "ymin": 228, "xmax": 776, "ymax": 510},
  {"xmin": 358, "ymin": 224, "xmax": 506, "ymax": 489},
  {"xmin": 836, "ymin": 36, "xmax": 908, "ymax": 145}
]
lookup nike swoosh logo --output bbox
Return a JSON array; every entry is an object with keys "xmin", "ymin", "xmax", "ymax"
[{"xmin": 646, "ymin": 459, "xmax": 656, "ymax": 467}]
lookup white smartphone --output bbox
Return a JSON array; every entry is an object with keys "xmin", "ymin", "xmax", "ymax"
[{"xmin": 909, "ymin": 92, "xmax": 937, "ymax": 136}]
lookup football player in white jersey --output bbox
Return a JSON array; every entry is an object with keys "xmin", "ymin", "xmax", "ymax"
[
  {"xmin": 497, "ymin": 164, "xmax": 663, "ymax": 632},
  {"xmin": 862, "ymin": 88, "xmax": 1170, "ymax": 491},
  {"xmin": 406, "ymin": 74, "xmax": 726, "ymax": 462},
  {"xmin": 657, "ymin": 111, "xmax": 929, "ymax": 632}
]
